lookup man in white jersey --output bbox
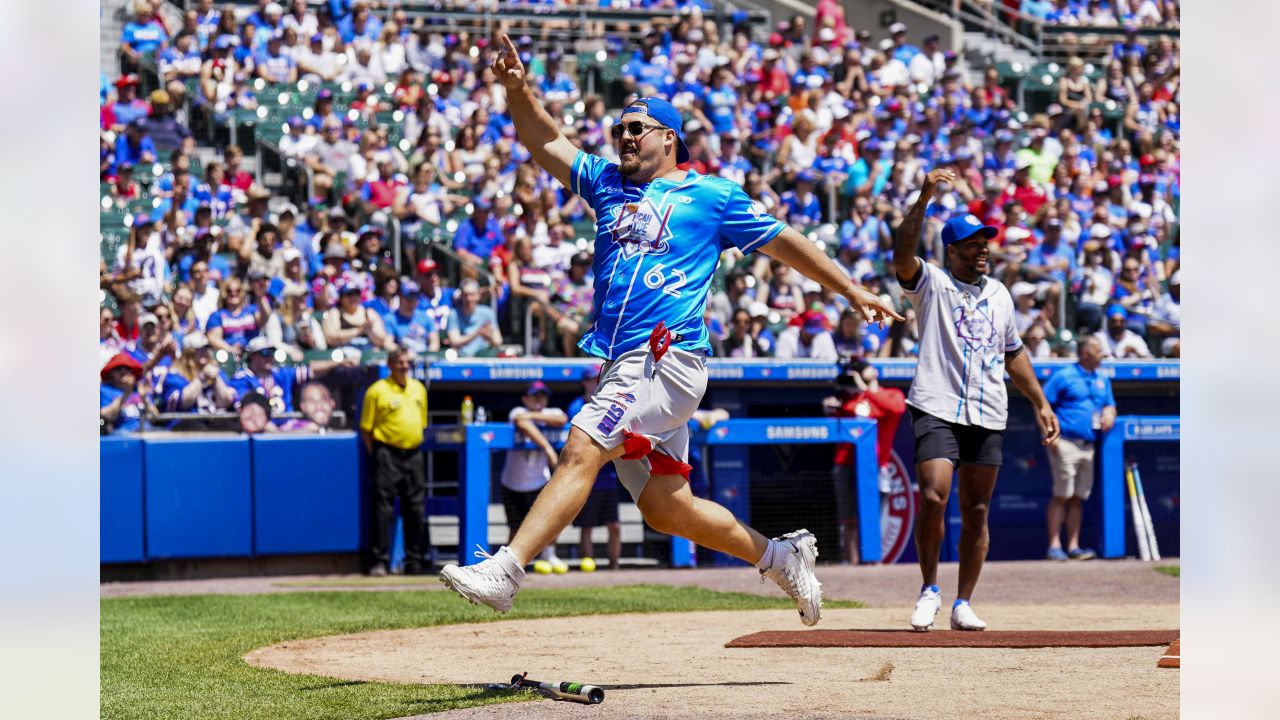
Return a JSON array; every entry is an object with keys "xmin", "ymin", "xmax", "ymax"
[
  {"xmin": 893, "ymin": 168, "xmax": 1060, "ymax": 631},
  {"xmin": 440, "ymin": 34, "xmax": 902, "ymax": 626}
]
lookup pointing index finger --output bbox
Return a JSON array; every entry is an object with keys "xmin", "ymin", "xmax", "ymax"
[{"xmin": 500, "ymin": 33, "xmax": 518, "ymax": 55}]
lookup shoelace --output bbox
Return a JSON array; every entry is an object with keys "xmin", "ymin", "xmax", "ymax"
[{"xmin": 472, "ymin": 544, "xmax": 496, "ymax": 561}]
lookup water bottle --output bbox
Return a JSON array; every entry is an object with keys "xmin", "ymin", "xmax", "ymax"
[
  {"xmin": 475, "ymin": 406, "xmax": 488, "ymax": 425},
  {"xmin": 460, "ymin": 395, "xmax": 474, "ymax": 425}
]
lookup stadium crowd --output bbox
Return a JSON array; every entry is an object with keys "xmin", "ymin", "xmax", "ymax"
[{"xmin": 100, "ymin": 0, "xmax": 1179, "ymax": 433}]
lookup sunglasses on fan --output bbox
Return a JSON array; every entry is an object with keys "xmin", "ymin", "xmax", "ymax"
[{"xmin": 610, "ymin": 121, "xmax": 668, "ymax": 140}]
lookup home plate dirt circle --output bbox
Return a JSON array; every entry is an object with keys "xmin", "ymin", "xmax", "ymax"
[
  {"xmin": 246, "ymin": 605, "xmax": 1179, "ymax": 720},
  {"xmin": 726, "ymin": 628, "xmax": 1178, "ymax": 649}
]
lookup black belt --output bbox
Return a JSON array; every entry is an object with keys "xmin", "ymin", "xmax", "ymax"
[{"xmin": 376, "ymin": 441, "xmax": 422, "ymax": 455}]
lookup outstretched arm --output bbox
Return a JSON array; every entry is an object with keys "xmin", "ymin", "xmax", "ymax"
[
  {"xmin": 492, "ymin": 33, "xmax": 578, "ymax": 189},
  {"xmin": 893, "ymin": 168, "xmax": 955, "ymax": 284},
  {"xmin": 758, "ymin": 226, "xmax": 904, "ymax": 326}
]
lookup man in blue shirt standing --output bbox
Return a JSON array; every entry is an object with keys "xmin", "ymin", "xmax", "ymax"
[
  {"xmin": 441, "ymin": 34, "xmax": 901, "ymax": 627},
  {"xmin": 1041, "ymin": 336, "xmax": 1116, "ymax": 561}
]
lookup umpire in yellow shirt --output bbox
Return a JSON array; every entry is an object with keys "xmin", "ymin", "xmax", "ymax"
[{"xmin": 360, "ymin": 346, "xmax": 429, "ymax": 576}]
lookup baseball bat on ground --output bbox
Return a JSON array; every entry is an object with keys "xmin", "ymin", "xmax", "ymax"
[
  {"xmin": 1126, "ymin": 463, "xmax": 1151, "ymax": 561},
  {"xmin": 511, "ymin": 673, "xmax": 605, "ymax": 704},
  {"xmin": 1132, "ymin": 463, "xmax": 1161, "ymax": 561}
]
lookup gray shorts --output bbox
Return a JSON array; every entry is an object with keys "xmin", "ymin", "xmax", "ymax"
[
  {"xmin": 1048, "ymin": 437, "xmax": 1095, "ymax": 500},
  {"xmin": 571, "ymin": 346, "xmax": 708, "ymax": 502}
]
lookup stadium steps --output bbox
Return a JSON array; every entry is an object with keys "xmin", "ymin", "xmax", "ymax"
[{"xmin": 963, "ymin": 30, "xmax": 1037, "ymax": 77}]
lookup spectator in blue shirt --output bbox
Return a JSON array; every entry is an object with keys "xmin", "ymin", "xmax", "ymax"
[
  {"xmin": 337, "ymin": 1, "xmax": 382, "ymax": 44},
  {"xmin": 780, "ymin": 170, "xmax": 824, "ymax": 227},
  {"xmin": 106, "ymin": 76, "xmax": 151, "ymax": 130},
  {"xmin": 383, "ymin": 280, "xmax": 440, "ymax": 355},
  {"xmin": 228, "ymin": 336, "xmax": 351, "ymax": 414},
  {"xmin": 1026, "ymin": 215, "xmax": 1076, "ymax": 320},
  {"xmin": 453, "ymin": 196, "xmax": 505, "ymax": 269},
  {"xmin": 1041, "ymin": 336, "xmax": 1115, "ymax": 561},
  {"xmin": 845, "ymin": 140, "xmax": 892, "ymax": 198},
  {"xmin": 255, "ymin": 32, "xmax": 298, "ymax": 84},
  {"xmin": 114, "ymin": 120, "xmax": 158, "ymax": 172},
  {"xmin": 447, "ymin": 280, "xmax": 502, "ymax": 357},
  {"xmin": 888, "ymin": 23, "xmax": 920, "ymax": 65},
  {"xmin": 120, "ymin": 0, "xmax": 169, "ymax": 72}
]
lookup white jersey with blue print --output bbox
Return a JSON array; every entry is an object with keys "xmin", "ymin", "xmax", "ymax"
[
  {"xmin": 901, "ymin": 262, "xmax": 1021, "ymax": 430},
  {"xmin": 569, "ymin": 150, "xmax": 785, "ymax": 361}
]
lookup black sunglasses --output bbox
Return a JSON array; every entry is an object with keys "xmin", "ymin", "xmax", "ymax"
[{"xmin": 610, "ymin": 121, "xmax": 668, "ymax": 140}]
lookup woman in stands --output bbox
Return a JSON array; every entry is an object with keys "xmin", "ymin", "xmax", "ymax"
[
  {"xmin": 205, "ymin": 276, "xmax": 265, "ymax": 360},
  {"xmin": 450, "ymin": 125, "xmax": 487, "ymax": 185},
  {"xmin": 774, "ymin": 114, "xmax": 819, "ymax": 185},
  {"xmin": 159, "ymin": 332, "xmax": 237, "ymax": 413},
  {"xmin": 758, "ymin": 258, "xmax": 805, "ymax": 326},
  {"xmin": 265, "ymin": 283, "xmax": 326, "ymax": 362},
  {"xmin": 322, "ymin": 282, "xmax": 394, "ymax": 352}
]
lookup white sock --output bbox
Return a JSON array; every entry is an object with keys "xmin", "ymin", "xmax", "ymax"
[{"xmin": 754, "ymin": 540, "xmax": 780, "ymax": 571}]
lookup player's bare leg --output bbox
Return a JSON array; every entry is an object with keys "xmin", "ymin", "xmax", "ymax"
[
  {"xmin": 508, "ymin": 428, "xmax": 625, "ymax": 565},
  {"xmin": 636, "ymin": 473, "xmax": 767, "ymax": 561},
  {"xmin": 440, "ymin": 428, "xmax": 622, "ymax": 612},
  {"xmin": 913, "ymin": 459, "xmax": 955, "ymax": 586},
  {"xmin": 637, "ymin": 473, "xmax": 823, "ymax": 626},
  {"xmin": 910, "ymin": 459, "xmax": 954, "ymax": 630},
  {"xmin": 955, "ymin": 465, "xmax": 999, "ymax": 601},
  {"xmin": 950, "ymin": 464, "xmax": 999, "ymax": 630}
]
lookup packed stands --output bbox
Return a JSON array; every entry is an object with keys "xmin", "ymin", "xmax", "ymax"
[{"xmin": 100, "ymin": 0, "xmax": 1179, "ymax": 434}]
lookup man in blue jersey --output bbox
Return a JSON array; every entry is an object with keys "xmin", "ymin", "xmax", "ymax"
[
  {"xmin": 228, "ymin": 336, "xmax": 353, "ymax": 415},
  {"xmin": 441, "ymin": 34, "xmax": 901, "ymax": 627}
]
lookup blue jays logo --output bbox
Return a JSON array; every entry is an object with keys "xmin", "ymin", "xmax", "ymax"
[
  {"xmin": 953, "ymin": 304, "xmax": 996, "ymax": 351},
  {"xmin": 609, "ymin": 199, "xmax": 675, "ymax": 258}
]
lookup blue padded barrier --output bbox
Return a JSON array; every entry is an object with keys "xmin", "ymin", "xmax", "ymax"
[
  {"xmin": 251, "ymin": 433, "xmax": 362, "ymax": 555},
  {"xmin": 143, "ymin": 436, "xmax": 253, "ymax": 559},
  {"xmin": 101, "ymin": 436, "xmax": 146, "ymax": 563}
]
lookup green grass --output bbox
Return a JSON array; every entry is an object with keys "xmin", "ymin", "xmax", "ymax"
[
  {"xmin": 103, "ymin": 585, "xmax": 864, "ymax": 720},
  {"xmin": 1155, "ymin": 565, "xmax": 1180, "ymax": 578}
]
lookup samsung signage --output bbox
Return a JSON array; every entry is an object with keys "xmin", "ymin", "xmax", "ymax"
[{"xmin": 766, "ymin": 425, "xmax": 830, "ymax": 440}]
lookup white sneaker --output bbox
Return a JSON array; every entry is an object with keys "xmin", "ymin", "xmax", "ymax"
[
  {"xmin": 910, "ymin": 587, "xmax": 942, "ymax": 631},
  {"xmin": 950, "ymin": 602, "xmax": 987, "ymax": 631},
  {"xmin": 439, "ymin": 545, "xmax": 526, "ymax": 613},
  {"xmin": 760, "ymin": 529, "xmax": 823, "ymax": 627}
]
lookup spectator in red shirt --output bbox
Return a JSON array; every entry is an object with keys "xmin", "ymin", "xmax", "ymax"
[
  {"xmin": 1001, "ymin": 160, "xmax": 1049, "ymax": 217},
  {"xmin": 758, "ymin": 49, "xmax": 791, "ymax": 101},
  {"xmin": 823, "ymin": 360, "xmax": 906, "ymax": 564},
  {"xmin": 361, "ymin": 158, "xmax": 406, "ymax": 213},
  {"xmin": 979, "ymin": 66, "xmax": 1012, "ymax": 110},
  {"xmin": 221, "ymin": 145, "xmax": 255, "ymax": 192},
  {"xmin": 114, "ymin": 292, "xmax": 144, "ymax": 343}
]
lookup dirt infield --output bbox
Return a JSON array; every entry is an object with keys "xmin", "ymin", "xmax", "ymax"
[
  {"xmin": 247, "ymin": 604, "xmax": 1179, "ymax": 720},
  {"xmin": 727, "ymin": 628, "xmax": 1179, "ymax": 649}
]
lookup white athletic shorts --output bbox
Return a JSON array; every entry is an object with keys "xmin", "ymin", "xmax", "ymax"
[{"xmin": 571, "ymin": 346, "xmax": 708, "ymax": 501}]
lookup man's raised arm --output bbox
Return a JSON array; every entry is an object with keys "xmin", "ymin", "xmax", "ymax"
[
  {"xmin": 893, "ymin": 168, "xmax": 955, "ymax": 284},
  {"xmin": 492, "ymin": 33, "xmax": 579, "ymax": 189}
]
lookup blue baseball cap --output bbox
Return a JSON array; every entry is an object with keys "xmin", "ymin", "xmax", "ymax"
[
  {"xmin": 620, "ymin": 97, "xmax": 689, "ymax": 164},
  {"xmin": 1107, "ymin": 305, "xmax": 1128, "ymax": 320},
  {"xmin": 941, "ymin": 214, "xmax": 999, "ymax": 246},
  {"xmin": 525, "ymin": 380, "xmax": 550, "ymax": 396}
]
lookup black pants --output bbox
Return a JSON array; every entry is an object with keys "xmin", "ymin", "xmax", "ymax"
[{"xmin": 370, "ymin": 442, "xmax": 428, "ymax": 570}]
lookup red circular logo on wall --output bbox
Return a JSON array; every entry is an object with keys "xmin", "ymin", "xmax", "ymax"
[{"xmin": 879, "ymin": 450, "xmax": 917, "ymax": 564}]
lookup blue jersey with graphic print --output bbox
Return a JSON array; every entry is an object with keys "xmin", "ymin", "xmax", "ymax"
[{"xmin": 569, "ymin": 151, "xmax": 785, "ymax": 360}]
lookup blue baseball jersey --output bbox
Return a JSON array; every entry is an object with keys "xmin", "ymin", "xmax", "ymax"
[
  {"xmin": 568, "ymin": 151, "xmax": 785, "ymax": 360},
  {"xmin": 228, "ymin": 366, "xmax": 311, "ymax": 414}
]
